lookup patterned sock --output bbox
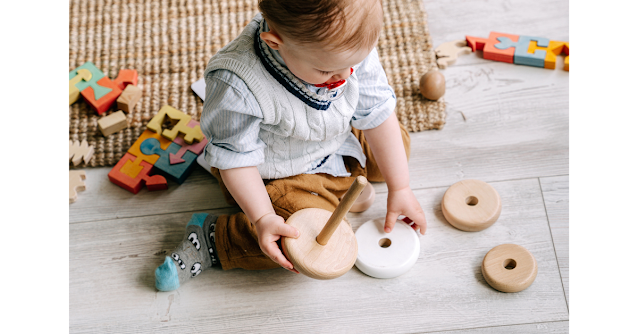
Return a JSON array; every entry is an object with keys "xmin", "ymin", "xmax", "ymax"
[{"xmin": 155, "ymin": 213, "xmax": 219, "ymax": 291}]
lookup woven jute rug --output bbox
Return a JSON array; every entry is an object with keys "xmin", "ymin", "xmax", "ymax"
[{"xmin": 69, "ymin": 0, "xmax": 446, "ymax": 167}]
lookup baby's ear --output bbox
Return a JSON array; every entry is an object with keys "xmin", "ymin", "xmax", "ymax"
[{"xmin": 260, "ymin": 31, "xmax": 284, "ymax": 50}]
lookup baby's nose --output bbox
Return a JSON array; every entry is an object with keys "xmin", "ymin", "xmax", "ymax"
[{"xmin": 328, "ymin": 68, "xmax": 353, "ymax": 83}]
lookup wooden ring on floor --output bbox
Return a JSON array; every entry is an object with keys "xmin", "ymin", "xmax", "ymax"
[
  {"xmin": 481, "ymin": 244, "xmax": 538, "ymax": 293},
  {"xmin": 441, "ymin": 179, "xmax": 502, "ymax": 231},
  {"xmin": 282, "ymin": 208, "xmax": 358, "ymax": 280}
]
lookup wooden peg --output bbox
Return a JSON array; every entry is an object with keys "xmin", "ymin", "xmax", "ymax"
[
  {"xmin": 481, "ymin": 244, "xmax": 538, "ymax": 293},
  {"xmin": 317, "ymin": 176, "xmax": 367, "ymax": 245},
  {"xmin": 441, "ymin": 179, "xmax": 501, "ymax": 231},
  {"xmin": 282, "ymin": 176, "xmax": 367, "ymax": 280}
]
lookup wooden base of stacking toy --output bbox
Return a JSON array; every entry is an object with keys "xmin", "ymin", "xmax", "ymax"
[
  {"xmin": 482, "ymin": 244, "xmax": 538, "ymax": 293},
  {"xmin": 441, "ymin": 179, "xmax": 502, "ymax": 231},
  {"xmin": 354, "ymin": 218, "xmax": 420, "ymax": 279},
  {"xmin": 282, "ymin": 176, "xmax": 367, "ymax": 280}
]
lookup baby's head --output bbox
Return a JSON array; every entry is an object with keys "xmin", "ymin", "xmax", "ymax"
[{"xmin": 258, "ymin": 0, "xmax": 383, "ymax": 85}]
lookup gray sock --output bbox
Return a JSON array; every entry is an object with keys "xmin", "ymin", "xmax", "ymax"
[{"xmin": 155, "ymin": 213, "xmax": 218, "ymax": 291}]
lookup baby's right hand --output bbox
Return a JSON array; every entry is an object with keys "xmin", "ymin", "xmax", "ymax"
[{"xmin": 254, "ymin": 213, "xmax": 300, "ymax": 273}]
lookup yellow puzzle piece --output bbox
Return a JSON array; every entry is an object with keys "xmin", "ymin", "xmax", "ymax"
[
  {"xmin": 528, "ymin": 40, "xmax": 569, "ymax": 71},
  {"xmin": 69, "ymin": 69, "xmax": 92, "ymax": 105},
  {"xmin": 146, "ymin": 105, "xmax": 204, "ymax": 144}
]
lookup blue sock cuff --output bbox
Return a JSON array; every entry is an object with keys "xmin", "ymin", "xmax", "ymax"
[
  {"xmin": 155, "ymin": 256, "xmax": 180, "ymax": 291},
  {"xmin": 186, "ymin": 213, "xmax": 209, "ymax": 228}
]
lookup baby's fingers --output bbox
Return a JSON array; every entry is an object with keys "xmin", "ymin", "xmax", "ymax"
[{"xmin": 264, "ymin": 241, "xmax": 298, "ymax": 273}]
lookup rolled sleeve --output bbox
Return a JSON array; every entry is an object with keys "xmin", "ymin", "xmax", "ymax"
[
  {"xmin": 350, "ymin": 47, "xmax": 397, "ymax": 130},
  {"xmin": 200, "ymin": 70, "xmax": 266, "ymax": 170}
]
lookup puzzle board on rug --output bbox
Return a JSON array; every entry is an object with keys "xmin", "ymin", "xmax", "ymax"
[{"xmin": 108, "ymin": 105, "xmax": 207, "ymax": 194}]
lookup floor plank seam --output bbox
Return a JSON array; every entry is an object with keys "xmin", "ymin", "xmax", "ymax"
[
  {"xmin": 537, "ymin": 177, "xmax": 570, "ymax": 313},
  {"xmin": 418, "ymin": 319, "xmax": 570, "ymax": 333},
  {"xmin": 70, "ymin": 174, "xmax": 571, "ymax": 225},
  {"xmin": 69, "ymin": 206, "xmax": 240, "ymax": 225}
]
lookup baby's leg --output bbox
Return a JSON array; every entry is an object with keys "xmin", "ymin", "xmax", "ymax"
[
  {"xmin": 213, "ymin": 173, "xmax": 346, "ymax": 270},
  {"xmin": 350, "ymin": 118, "xmax": 411, "ymax": 182},
  {"xmin": 155, "ymin": 213, "xmax": 219, "ymax": 291}
]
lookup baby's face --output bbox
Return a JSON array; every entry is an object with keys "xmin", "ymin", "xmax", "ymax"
[{"xmin": 277, "ymin": 41, "xmax": 373, "ymax": 85}]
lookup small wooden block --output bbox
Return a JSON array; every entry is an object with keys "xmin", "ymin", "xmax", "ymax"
[
  {"xmin": 98, "ymin": 111, "xmax": 128, "ymax": 137},
  {"xmin": 441, "ymin": 179, "xmax": 502, "ymax": 232},
  {"xmin": 108, "ymin": 152, "xmax": 168, "ymax": 194},
  {"xmin": 69, "ymin": 139, "xmax": 94, "ymax": 166},
  {"xmin": 347, "ymin": 181, "xmax": 375, "ymax": 213},
  {"xmin": 116, "ymin": 85, "xmax": 142, "ymax": 113},
  {"xmin": 419, "ymin": 70, "xmax": 446, "ymax": 101},
  {"xmin": 282, "ymin": 208, "xmax": 358, "ymax": 280},
  {"xmin": 147, "ymin": 105, "xmax": 204, "ymax": 144},
  {"xmin": 81, "ymin": 76, "xmax": 122, "ymax": 115},
  {"xmin": 113, "ymin": 69, "xmax": 138, "ymax": 90},
  {"xmin": 435, "ymin": 40, "xmax": 472, "ymax": 69},
  {"xmin": 481, "ymin": 244, "xmax": 538, "ymax": 293},
  {"xmin": 69, "ymin": 170, "xmax": 86, "ymax": 203}
]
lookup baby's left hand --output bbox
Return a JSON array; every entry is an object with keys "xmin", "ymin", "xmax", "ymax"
[{"xmin": 385, "ymin": 187, "xmax": 427, "ymax": 235}]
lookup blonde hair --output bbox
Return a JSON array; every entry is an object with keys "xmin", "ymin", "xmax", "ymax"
[{"xmin": 258, "ymin": 0, "xmax": 383, "ymax": 51}]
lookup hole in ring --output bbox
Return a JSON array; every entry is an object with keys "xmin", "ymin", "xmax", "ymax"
[
  {"xmin": 379, "ymin": 238, "xmax": 391, "ymax": 248},
  {"xmin": 466, "ymin": 196, "xmax": 479, "ymax": 206},
  {"xmin": 503, "ymin": 259, "xmax": 517, "ymax": 270}
]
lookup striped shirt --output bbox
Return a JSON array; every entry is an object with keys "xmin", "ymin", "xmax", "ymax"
[{"xmin": 201, "ymin": 27, "xmax": 396, "ymax": 177}]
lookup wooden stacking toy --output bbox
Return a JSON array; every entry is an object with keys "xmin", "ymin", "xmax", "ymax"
[
  {"xmin": 354, "ymin": 217, "xmax": 420, "ymax": 279},
  {"xmin": 481, "ymin": 244, "xmax": 538, "ymax": 293},
  {"xmin": 441, "ymin": 179, "xmax": 502, "ymax": 231},
  {"xmin": 345, "ymin": 181, "xmax": 375, "ymax": 213},
  {"xmin": 282, "ymin": 176, "xmax": 367, "ymax": 280}
]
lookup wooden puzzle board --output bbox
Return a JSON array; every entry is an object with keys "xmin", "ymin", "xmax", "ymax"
[{"xmin": 69, "ymin": 0, "xmax": 446, "ymax": 167}]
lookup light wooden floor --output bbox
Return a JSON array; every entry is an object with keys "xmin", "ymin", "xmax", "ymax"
[{"xmin": 69, "ymin": 0, "xmax": 569, "ymax": 332}]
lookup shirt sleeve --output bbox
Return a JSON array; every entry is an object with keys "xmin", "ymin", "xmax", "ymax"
[
  {"xmin": 350, "ymin": 47, "xmax": 397, "ymax": 130},
  {"xmin": 200, "ymin": 69, "xmax": 266, "ymax": 170}
]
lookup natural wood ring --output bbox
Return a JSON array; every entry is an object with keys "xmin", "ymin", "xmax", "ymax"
[
  {"xmin": 481, "ymin": 244, "xmax": 538, "ymax": 293},
  {"xmin": 282, "ymin": 208, "xmax": 358, "ymax": 280},
  {"xmin": 441, "ymin": 179, "xmax": 502, "ymax": 231}
]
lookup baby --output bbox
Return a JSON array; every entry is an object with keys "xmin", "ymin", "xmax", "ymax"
[{"xmin": 155, "ymin": 0, "xmax": 427, "ymax": 291}]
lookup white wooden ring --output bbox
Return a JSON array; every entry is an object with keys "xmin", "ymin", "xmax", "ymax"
[
  {"xmin": 441, "ymin": 179, "xmax": 502, "ymax": 231},
  {"xmin": 354, "ymin": 219, "xmax": 420, "ymax": 279},
  {"xmin": 481, "ymin": 244, "xmax": 538, "ymax": 293}
]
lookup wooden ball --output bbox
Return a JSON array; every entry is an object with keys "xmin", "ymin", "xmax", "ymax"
[
  {"xmin": 419, "ymin": 70, "xmax": 446, "ymax": 100},
  {"xmin": 481, "ymin": 244, "xmax": 538, "ymax": 293},
  {"xmin": 282, "ymin": 208, "xmax": 358, "ymax": 280},
  {"xmin": 441, "ymin": 179, "xmax": 502, "ymax": 232}
]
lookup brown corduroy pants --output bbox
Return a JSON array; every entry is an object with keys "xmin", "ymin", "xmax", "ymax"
[{"xmin": 211, "ymin": 122, "xmax": 411, "ymax": 270}]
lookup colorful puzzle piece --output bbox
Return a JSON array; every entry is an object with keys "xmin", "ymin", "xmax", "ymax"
[
  {"xmin": 81, "ymin": 76, "xmax": 122, "ymax": 115},
  {"xmin": 141, "ymin": 138, "xmax": 198, "ymax": 184},
  {"xmin": 495, "ymin": 35, "xmax": 550, "ymax": 67},
  {"xmin": 69, "ymin": 69, "xmax": 92, "ymax": 105},
  {"xmin": 113, "ymin": 69, "xmax": 138, "ymax": 90},
  {"xmin": 169, "ymin": 120, "xmax": 207, "ymax": 164},
  {"xmin": 532, "ymin": 41, "xmax": 569, "ymax": 71},
  {"xmin": 69, "ymin": 62, "xmax": 111, "ymax": 100},
  {"xmin": 465, "ymin": 32, "xmax": 569, "ymax": 71},
  {"xmin": 146, "ymin": 105, "xmax": 204, "ymax": 144},
  {"xmin": 108, "ymin": 152, "xmax": 168, "ymax": 194},
  {"xmin": 124, "ymin": 129, "xmax": 173, "ymax": 177}
]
